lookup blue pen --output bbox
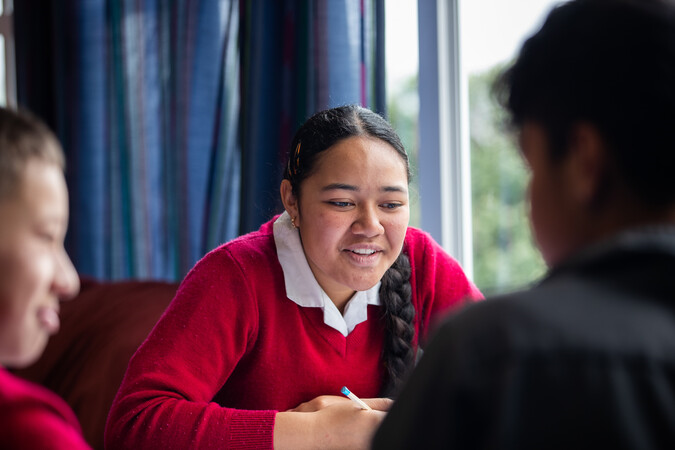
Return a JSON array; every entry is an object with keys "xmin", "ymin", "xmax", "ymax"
[{"xmin": 341, "ymin": 386, "xmax": 372, "ymax": 410}]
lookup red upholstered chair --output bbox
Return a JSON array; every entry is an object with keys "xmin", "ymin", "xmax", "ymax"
[{"xmin": 12, "ymin": 277, "xmax": 178, "ymax": 450}]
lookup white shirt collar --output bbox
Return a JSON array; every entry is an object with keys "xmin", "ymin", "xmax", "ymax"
[{"xmin": 273, "ymin": 211, "xmax": 381, "ymax": 336}]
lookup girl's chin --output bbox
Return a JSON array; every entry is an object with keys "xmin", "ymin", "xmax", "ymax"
[
  {"xmin": 345, "ymin": 274, "xmax": 386, "ymax": 293},
  {"xmin": 7, "ymin": 341, "xmax": 47, "ymax": 368}
]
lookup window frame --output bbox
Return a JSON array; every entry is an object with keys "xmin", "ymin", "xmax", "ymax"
[
  {"xmin": 0, "ymin": 0, "xmax": 16, "ymax": 107},
  {"xmin": 417, "ymin": 0, "xmax": 474, "ymax": 278}
]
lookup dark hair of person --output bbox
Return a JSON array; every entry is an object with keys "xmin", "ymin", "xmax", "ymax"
[
  {"xmin": 283, "ymin": 104, "xmax": 414, "ymax": 397},
  {"xmin": 0, "ymin": 107, "xmax": 64, "ymax": 199},
  {"xmin": 494, "ymin": 0, "xmax": 675, "ymax": 206}
]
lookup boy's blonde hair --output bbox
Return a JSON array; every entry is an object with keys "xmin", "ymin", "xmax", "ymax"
[{"xmin": 0, "ymin": 107, "xmax": 64, "ymax": 199}]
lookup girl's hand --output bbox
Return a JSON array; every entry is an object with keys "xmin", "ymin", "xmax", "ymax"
[
  {"xmin": 289, "ymin": 394, "xmax": 393, "ymax": 412},
  {"xmin": 288, "ymin": 395, "xmax": 349, "ymax": 412},
  {"xmin": 274, "ymin": 395, "xmax": 393, "ymax": 449}
]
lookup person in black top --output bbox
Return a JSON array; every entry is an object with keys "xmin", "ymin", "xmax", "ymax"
[{"xmin": 372, "ymin": 0, "xmax": 675, "ymax": 448}]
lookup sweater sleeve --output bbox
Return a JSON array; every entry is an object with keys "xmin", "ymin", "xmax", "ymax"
[
  {"xmin": 105, "ymin": 245, "xmax": 276, "ymax": 450},
  {"xmin": 406, "ymin": 228, "xmax": 483, "ymax": 346}
]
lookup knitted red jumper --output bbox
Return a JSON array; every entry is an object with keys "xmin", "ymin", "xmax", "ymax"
[
  {"xmin": 0, "ymin": 367, "xmax": 90, "ymax": 449},
  {"xmin": 106, "ymin": 218, "xmax": 480, "ymax": 449}
]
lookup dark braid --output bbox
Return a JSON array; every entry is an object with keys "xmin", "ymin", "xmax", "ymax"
[{"xmin": 379, "ymin": 252, "xmax": 414, "ymax": 398}]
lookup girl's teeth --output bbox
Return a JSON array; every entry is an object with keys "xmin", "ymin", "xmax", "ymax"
[{"xmin": 352, "ymin": 249, "xmax": 375, "ymax": 255}]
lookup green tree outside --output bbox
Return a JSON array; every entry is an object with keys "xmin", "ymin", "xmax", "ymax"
[
  {"xmin": 387, "ymin": 65, "xmax": 545, "ymax": 296},
  {"xmin": 469, "ymin": 65, "xmax": 545, "ymax": 295}
]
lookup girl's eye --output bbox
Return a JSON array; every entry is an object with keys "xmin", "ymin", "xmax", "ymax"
[
  {"xmin": 329, "ymin": 201, "xmax": 353, "ymax": 208},
  {"xmin": 381, "ymin": 203, "xmax": 402, "ymax": 210}
]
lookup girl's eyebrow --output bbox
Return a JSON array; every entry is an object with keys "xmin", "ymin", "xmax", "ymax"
[
  {"xmin": 322, "ymin": 183, "xmax": 357, "ymax": 192},
  {"xmin": 382, "ymin": 185, "xmax": 407, "ymax": 193},
  {"xmin": 321, "ymin": 183, "xmax": 407, "ymax": 193}
]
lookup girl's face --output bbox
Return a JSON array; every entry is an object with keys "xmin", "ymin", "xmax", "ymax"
[
  {"xmin": 0, "ymin": 159, "xmax": 79, "ymax": 368},
  {"xmin": 281, "ymin": 136, "xmax": 410, "ymax": 307}
]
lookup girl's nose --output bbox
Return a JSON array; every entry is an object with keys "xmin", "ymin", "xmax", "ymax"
[
  {"xmin": 53, "ymin": 247, "xmax": 80, "ymax": 301},
  {"xmin": 351, "ymin": 205, "xmax": 385, "ymax": 238}
]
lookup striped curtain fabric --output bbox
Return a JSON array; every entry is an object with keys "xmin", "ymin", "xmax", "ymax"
[
  {"xmin": 18, "ymin": 0, "xmax": 241, "ymax": 281},
  {"xmin": 239, "ymin": 0, "xmax": 385, "ymax": 233},
  {"xmin": 15, "ymin": 0, "xmax": 384, "ymax": 281}
]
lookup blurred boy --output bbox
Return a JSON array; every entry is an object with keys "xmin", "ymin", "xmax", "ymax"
[
  {"xmin": 0, "ymin": 107, "xmax": 88, "ymax": 448},
  {"xmin": 373, "ymin": 0, "xmax": 675, "ymax": 448}
]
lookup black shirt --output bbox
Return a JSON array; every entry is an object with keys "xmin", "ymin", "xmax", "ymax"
[{"xmin": 372, "ymin": 230, "xmax": 675, "ymax": 449}]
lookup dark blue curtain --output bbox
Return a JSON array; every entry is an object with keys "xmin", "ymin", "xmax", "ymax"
[
  {"xmin": 15, "ymin": 0, "xmax": 385, "ymax": 281},
  {"xmin": 239, "ymin": 0, "xmax": 386, "ymax": 232}
]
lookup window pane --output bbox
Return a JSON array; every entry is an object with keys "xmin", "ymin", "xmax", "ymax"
[
  {"xmin": 461, "ymin": 0, "xmax": 563, "ymax": 294},
  {"xmin": 385, "ymin": 0, "xmax": 420, "ymax": 227}
]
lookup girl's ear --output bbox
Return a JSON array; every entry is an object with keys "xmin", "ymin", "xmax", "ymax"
[{"xmin": 280, "ymin": 179, "xmax": 299, "ymax": 219}]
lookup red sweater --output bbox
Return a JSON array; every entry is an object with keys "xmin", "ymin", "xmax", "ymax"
[
  {"xmin": 106, "ymin": 219, "xmax": 479, "ymax": 449},
  {"xmin": 0, "ymin": 367, "xmax": 90, "ymax": 449}
]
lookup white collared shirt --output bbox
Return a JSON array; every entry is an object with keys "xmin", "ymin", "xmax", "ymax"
[{"xmin": 273, "ymin": 211, "xmax": 381, "ymax": 336}]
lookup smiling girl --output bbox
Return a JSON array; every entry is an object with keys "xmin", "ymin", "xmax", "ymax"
[
  {"xmin": 106, "ymin": 105, "xmax": 480, "ymax": 449},
  {"xmin": 0, "ymin": 108, "xmax": 87, "ymax": 448}
]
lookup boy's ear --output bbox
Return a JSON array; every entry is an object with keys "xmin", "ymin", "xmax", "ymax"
[
  {"xmin": 566, "ymin": 122, "xmax": 609, "ymax": 208},
  {"xmin": 280, "ymin": 179, "xmax": 299, "ymax": 219}
]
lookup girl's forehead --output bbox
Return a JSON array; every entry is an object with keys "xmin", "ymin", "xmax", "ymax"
[
  {"xmin": 315, "ymin": 137, "xmax": 406, "ymax": 169},
  {"xmin": 302, "ymin": 138, "xmax": 408, "ymax": 193}
]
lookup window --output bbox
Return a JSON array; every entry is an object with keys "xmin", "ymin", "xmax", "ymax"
[
  {"xmin": 385, "ymin": 0, "xmax": 420, "ymax": 228},
  {"xmin": 389, "ymin": 0, "xmax": 563, "ymax": 294},
  {"xmin": 461, "ymin": 0, "xmax": 561, "ymax": 294},
  {"xmin": 0, "ymin": 0, "xmax": 15, "ymax": 107}
]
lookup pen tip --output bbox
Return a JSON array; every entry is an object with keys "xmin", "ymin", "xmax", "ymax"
[{"xmin": 341, "ymin": 386, "xmax": 350, "ymax": 396}]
